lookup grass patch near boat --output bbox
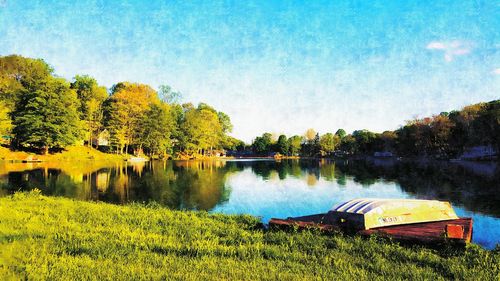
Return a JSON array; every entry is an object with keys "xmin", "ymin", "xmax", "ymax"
[{"xmin": 0, "ymin": 191, "xmax": 498, "ymax": 280}]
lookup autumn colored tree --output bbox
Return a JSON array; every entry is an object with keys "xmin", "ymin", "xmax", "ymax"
[
  {"xmin": 304, "ymin": 128, "xmax": 317, "ymax": 142},
  {"xmin": 104, "ymin": 82, "xmax": 159, "ymax": 153},
  {"xmin": 429, "ymin": 114, "xmax": 454, "ymax": 157}
]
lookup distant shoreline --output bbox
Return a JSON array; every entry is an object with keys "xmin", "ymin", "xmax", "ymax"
[{"xmin": 0, "ymin": 144, "xmax": 497, "ymax": 164}]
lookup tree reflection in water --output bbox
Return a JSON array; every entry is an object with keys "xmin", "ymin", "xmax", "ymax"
[{"xmin": 0, "ymin": 158, "xmax": 498, "ymax": 218}]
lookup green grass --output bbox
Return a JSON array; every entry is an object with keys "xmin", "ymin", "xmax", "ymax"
[
  {"xmin": 0, "ymin": 145, "xmax": 127, "ymax": 162},
  {"xmin": 0, "ymin": 191, "xmax": 498, "ymax": 280}
]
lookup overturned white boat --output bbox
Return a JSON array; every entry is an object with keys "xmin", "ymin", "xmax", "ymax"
[
  {"xmin": 324, "ymin": 198, "xmax": 459, "ymax": 230},
  {"xmin": 270, "ymin": 198, "xmax": 472, "ymax": 244}
]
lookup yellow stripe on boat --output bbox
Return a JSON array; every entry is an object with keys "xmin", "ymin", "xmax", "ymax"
[{"xmin": 325, "ymin": 198, "xmax": 459, "ymax": 230}]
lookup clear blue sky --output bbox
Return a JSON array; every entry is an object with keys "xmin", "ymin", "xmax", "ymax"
[{"xmin": 1, "ymin": 0, "xmax": 499, "ymax": 142}]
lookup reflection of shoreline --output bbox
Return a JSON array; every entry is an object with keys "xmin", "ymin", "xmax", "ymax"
[
  {"xmin": 335, "ymin": 159, "xmax": 500, "ymax": 218},
  {"xmin": 1, "ymin": 159, "xmax": 498, "ymax": 219},
  {"xmin": 0, "ymin": 160, "xmax": 239, "ymax": 212},
  {"xmin": 364, "ymin": 157, "xmax": 499, "ymax": 179},
  {"xmin": 0, "ymin": 160, "xmax": 125, "ymax": 178}
]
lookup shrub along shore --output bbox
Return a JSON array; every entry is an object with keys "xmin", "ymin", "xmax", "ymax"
[{"xmin": 0, "ymin": 192, "xmax": 498, "ymax": 280}]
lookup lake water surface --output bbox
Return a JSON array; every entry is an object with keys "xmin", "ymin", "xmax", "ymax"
[{"xmin": 1, "ymin": 158, "xmax": 498, "ymax": 249}]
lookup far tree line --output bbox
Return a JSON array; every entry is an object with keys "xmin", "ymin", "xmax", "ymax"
[
  {"xmin": 1, "ymin": 55, "xmax": 497, "ymax": 160},
  {"xmin": 0, "ymin": 55, "xmax": 242, "ymax": 157},
  {"xmin": 247, "ymin": 100, "xmax": 499, "ymax": 159}
]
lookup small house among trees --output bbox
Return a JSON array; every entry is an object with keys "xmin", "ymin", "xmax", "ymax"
[{"xmin": 92, "ymin": 130, "xmax": 110, "ymax": 147}]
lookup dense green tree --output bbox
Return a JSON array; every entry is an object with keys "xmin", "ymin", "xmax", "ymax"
[
  {"xmin": 288, "ymin": 135, "xmax": 303, "ymax": 156},
  {"xmin": 373, "ymin": 131, "xmax": 397, "ymax": 152},
  {"xmin": 312, "ymin": 133, "xmax": 321, "ymax": 155},
  {"xmin": 252, "ymin": 133, "xmax": 273, "ymax": 155},
  {"xmin": 0, "ymin": 55, "xmax": 53, "ymax": 111},
  {"xmin": 0, "ymin": 100, "xmax": 12, "ymax": 138},
  {"xmin": 300, "ymin": 129, "xmax": 319, "ymax": 156},
  {"xmin": 276, "ymin": 134, "xmax": 289, "ymax": 155},
  {"xmin": 169, "ymin": 103, "xmax": 185, "ymax": 152},
  {"xmin": 429, "ymin": 114, "xmax": 454, "ymax": 156},
  {"xmin": 70, "ymin": 75, "xmax": 108, "ymax": 147},
  {"xmin": 319, "ymin": 133, "xmax": 339, "ymax": 156},
  {"xmin": 12, "ymin": 77, "xmax": 81, "ymax": 154},
  {"xmin": 217, "ymin": 112, "xmax": 233, "ymax": 134},
  {"xmin": 352, "ymin": 130, "xmax": 377, "ymax": 154},
  {"xmin": 339, "ymin": 134, "xmax": 357, "ymax": 155},
  {"xmin": 221, "ymin": 136, "xmax": 245, "ymax": 151},
  {"xmin": 217, "ymin": 111, "xmax": 235, "ymax": 151},
  {"xmin": 181, "ymin": 104, "xmax": 223, "ymax": 155},
  {"xmin": 335, "ymin": 129, "xmax": 346, "ymax": 139},
  {"xmin": 138, "ymin": 103, "xmax": 174, "ymax": 156}
]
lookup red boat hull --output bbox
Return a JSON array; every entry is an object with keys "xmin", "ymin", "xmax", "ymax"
[{"xmin": 269, "ymin": 214, "xmax": 473, "ymax": 245}]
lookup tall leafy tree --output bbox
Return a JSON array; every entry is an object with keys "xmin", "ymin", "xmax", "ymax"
[
  {"xmin": 335, "ymin": 129, "xmax": 346, "ymax": 139},
  {"xmin": 221, "ymin": 136, "xmax": 245, "ymax": 151},
  {"xmin": 181, "ymin": 104, "xmax": 223, "ymax": 155},
  {"xmin": 138, "ymin": 103, "xmax": 174, "ymax": 156},
  {"xmin": 12, "ymin": 77, "xmax": 81, "ymax": 154},
  {"xmin": 302, "ymin": 129, "xmax": 320, "ymax": 156},
  {"xmin": 288, "ymin": 135, "xmax": 303, "ymax": 156},
  {"xmin": 276, "ymin": 134, "xmax": 289, "ymax": 155},
  {"xmin": 0, "ymin": 100, "xmax": 12, "ymax": 138},
  {"xmin": 352, "ymin": 130, "xmax": 377, "ymax": 154},
  {"xmin": 0, "ymin": 55, "xmax": 53, "ymax": 111},
  {"xmin": 70, "ymin": 75, "xmax": 108, "ymax": 147},
  {"xmin": 305, "ymin": 128, "xmax": 317, "ymax": 142},
  {"xmin": 339, "ymin": 134, "xmax": 357, "ymax": 155},
  {"xmin": 319, "ymin": 133, "xmax": 339, "ymax": 156},
  {"xmin": 252, "ymin": 133, "xmax": 273, "ymax": 155},
  {"xmin": 104, "ymin": 82, "xmax": 159, "ymax": 153}
]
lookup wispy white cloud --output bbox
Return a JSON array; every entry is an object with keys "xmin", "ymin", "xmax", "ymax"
[
  {"xmin": 493, "ymin": 68, "xmax": 500, "ymax": 75},
  {"xmin": 426, "ymin": 42, "xmax": 446, "ymax": 50},
  {"xmin": 426, "ymin": 40, "xmax": 472, "ymax": 62}
]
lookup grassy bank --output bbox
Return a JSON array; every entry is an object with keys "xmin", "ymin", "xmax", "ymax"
[
  {"xmin": 0, "ymin": 192, "xmax": 498, "ymax": 280},
  {"xmin": 0, "ymin": 145, "xmax": 127, "ymax": 162}
]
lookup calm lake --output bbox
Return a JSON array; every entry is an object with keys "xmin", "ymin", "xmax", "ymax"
[{"xmin": 1, "ymin": 158, "xmax": 498, "ymax": 249}]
